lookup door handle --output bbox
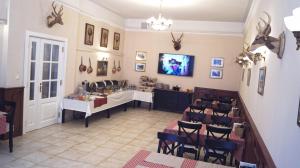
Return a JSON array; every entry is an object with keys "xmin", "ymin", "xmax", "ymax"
[{"xmin": 40, "ymin": 83, "xmax": 42, "ymax": 92}]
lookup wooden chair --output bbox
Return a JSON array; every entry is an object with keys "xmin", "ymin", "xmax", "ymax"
[
  {"xmin": 186, "ymin": 111, "xmax": 206, "ymax": 124},
  {"xmin": 157, "ymin": 132, "xmax": 186, "ymax": 157},
  {"xmin": 204, "ymin": 138, "xmax": 237, "ymax": 165},
  {"xmin": 213, "ymin": 103, "xmax": 232, "ymax": 117},
  {"xmin": 0, "ymin": 100, "xmax": 16, "ymax": 153},
  {"xmin": 177, "ymin": 121, "xmax": 202, "ymax": 160},
  {"xmin": 206, "ymin": 124, "xmax": 232, "ymax": 141},
  {"xmin": 211, "ymin": 115, "xmax": 232, "ymax": 127}
]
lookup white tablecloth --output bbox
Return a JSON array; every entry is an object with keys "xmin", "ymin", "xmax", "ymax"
[{"xmin": 62, "ymin": 90, "xmax": 153, "ymax": 118}]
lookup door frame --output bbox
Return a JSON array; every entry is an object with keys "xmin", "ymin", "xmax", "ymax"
[{"xmin": 23, "ymin": 31, "xmax": 68, "ymax": 134}]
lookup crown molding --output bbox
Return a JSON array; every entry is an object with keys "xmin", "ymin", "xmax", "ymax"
[{"xmin": 56, "ymin": 0, "xmax": 125, "ymax": 29}]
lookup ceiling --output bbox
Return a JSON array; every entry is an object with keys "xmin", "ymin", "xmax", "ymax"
[{"xmin": 90, "ymin": 0, "xmax": 253, "ymax": 22}]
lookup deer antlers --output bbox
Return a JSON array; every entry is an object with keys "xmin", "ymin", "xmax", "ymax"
[
  {"xmin": 171, "ymin": 32, "xmax": 183, "ymax": 50},
  {"xmin": 250, "ymin": 11, "xmax": 285, "ymax": 59},
  {"xmin": 47, "ymin": 1, "xmax": 64, "ymax": 28}
]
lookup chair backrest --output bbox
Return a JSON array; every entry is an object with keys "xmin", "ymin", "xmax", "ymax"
[
  {"xmin": 204, "ymin": 138, "xmax": 237, "ymax": 164},
  {"xmin": 206, "ymin": 124, "xmax": 232, "ymax": 140},
  {"xmin": 211, "ymin": 115, "xmax": 232, "ymax": 127},
  {"xmin": 189, "ymin": 105, "xmax": 205, "ymax": 114},
  {"xmin": 218, "ymin": 96, "xmax": 233, "ymax": 104},
  {"xmin": 157, "ymin": 132, "xmax": 186, "ymax": 157},
  {"xmin": 213, "ymin": 103, "xmax": 232, "ymax": 117},
  {"xmin": 186, "ymin": 111, "xmax": 206, "ymax": 123},
  {"xmin": 0, "ymin": 100, "xmax": 16, "ymax": 125},
  {"xmin": 178, "ymin": 121, "xmax": 202, "ymax": 147}
]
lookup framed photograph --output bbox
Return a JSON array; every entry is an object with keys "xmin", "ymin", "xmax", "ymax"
[
  {"xmin": 257, "ymin": 67, "xmax": 267, "ymax": 95},
  {"xmin": 135, "ymin": 63, "xmax": 146, "ymax": 72},
  {"xmin": 210, "ymin": 69, "xmax": 223, "ymax": 79},
  {"xmin": 97, "ymin": 61, "xmax": 108, "ymax": 76},
  {"xmin": 113, "ymin": 32, "xmax": 120, "ymax": 50},
  {"xmin": 297, "ymin": 98, "xmax": 300, "ymax": 127},
  {"xmin": 211, "ymin": 57, "xmax": 224, "ymax": 67},
  {"xmin": 100, "ymin": 28, "xmax": 109, "ymax": 48},
  {"xmin": 84, "ymin": 23, "xmax": 94, "ymax": 45},
  {"xmin": 247, "ymin": 69, "xmax": 251, "ymax": 86},
  {"xmin": 241, "ymin": 69, "xmax": 245, "ymax": 81},
  {"xmin": 136, "ymin": 51, "xmax": 147, "ymax": 61}
]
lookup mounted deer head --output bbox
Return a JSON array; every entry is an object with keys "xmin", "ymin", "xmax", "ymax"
[
  {"xmin": 250, "ymin": 12, "xmax": 285, "ymax": 58},
  {"xmin": 171, "ymin": 32, "xmax": 183, "ymax": 50},
  {"xmin": 47, "ymin": 2, "xmax": 64, "ymax": 28}
]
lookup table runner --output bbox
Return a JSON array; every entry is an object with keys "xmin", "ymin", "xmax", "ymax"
[
  {"xmin": 164, "ymin": 120, "xmax": 245, "ymax": 161},
  {"xmin": 0, "ymin": 114, "xmax": 7, "ymax": 135},
  {"xmin": 124, "ymin": 150, "xmax": 232, "ymax": 168}
]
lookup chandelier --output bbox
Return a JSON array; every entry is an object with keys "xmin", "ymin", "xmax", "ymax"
[{"xmin": 146, "ymin": 0, "xmax": 172, "ymax": 31}]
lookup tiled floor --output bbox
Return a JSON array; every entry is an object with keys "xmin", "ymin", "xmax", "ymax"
[{"xmin": 0, "ymin": 108, "xmax": 182, "ymax": 168}]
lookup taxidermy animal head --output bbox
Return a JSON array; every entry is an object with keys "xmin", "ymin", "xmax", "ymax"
[
  {"xmin": 47, "ymin": 1, "xmax": 64, "ymax": 28},
  {"xmin": 171, "ymin": 32, "xmax": 183, "ymax": 50},
  {"xmin": 249, "ymin": 12, "xmax": 285, "ymax": 58},
  {"xmin": 241, "ymin": 43, "xmax": 265, "ymax": 65}
]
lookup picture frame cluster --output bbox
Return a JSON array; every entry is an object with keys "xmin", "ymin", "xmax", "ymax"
[
  {"xmin": 210, "ymin": 57, "xmax": 224, "ymax": 79},
  {"xmin": 135, "ymin": 51, "xmax": 147, "ymax": 72},
  {"xmin": 84, "ymin": 23, "xmax": 120, "ymax": 50}
]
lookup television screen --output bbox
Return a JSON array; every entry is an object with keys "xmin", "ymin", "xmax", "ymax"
[{"xmin": 158, "ymin": 53, "xmax": 195, "ymax": 77}]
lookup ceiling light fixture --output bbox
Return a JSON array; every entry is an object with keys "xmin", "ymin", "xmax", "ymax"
[
  {"xmin": 284, "ymin": 7, "xmax": 300, "ymax": 50},
  {"xmin": 146, "ymin": 0, "xmax": 172, "ymax": 31}
]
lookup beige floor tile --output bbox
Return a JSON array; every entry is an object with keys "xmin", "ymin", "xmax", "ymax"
[
  {"xmin": 21, "ymin": 151, "xmax": 52, "ymax": 163},
  {"xmin": 58, "ymin": 149, "xmax": 88, "ymax": 160}
]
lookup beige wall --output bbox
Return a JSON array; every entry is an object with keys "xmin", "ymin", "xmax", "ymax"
[
  {"xmin": 3, "ymin": 0, "xmax": 124, "ymax": 95},
  {"xmin": 239, "ymin": 0, "xmax": 300, "ymax": 167},
  {"xmin": 122, "ymin": 31, "xmax": 243, "ymax": 91}
]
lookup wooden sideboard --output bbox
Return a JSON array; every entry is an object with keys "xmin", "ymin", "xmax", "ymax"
[{"xmin": 153, "ymin": 89, "xmax": 193, "ymax": 113}]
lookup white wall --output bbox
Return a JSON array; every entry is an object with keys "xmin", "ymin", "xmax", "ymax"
[
  {"xmin": 239, "ymin": 0, "xmax": 300, "ymax": 167},
  {"xmin": 123, "ymin": 31, "xmax": 243, "ymax": 91}
]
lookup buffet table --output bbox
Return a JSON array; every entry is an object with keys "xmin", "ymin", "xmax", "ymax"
[{"xmin": 62, "ymin": 90, "xmax": 153, "ymax": 127}]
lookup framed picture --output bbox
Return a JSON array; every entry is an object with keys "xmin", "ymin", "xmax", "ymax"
[
  {"xmin": 241, "ymin": 69, "xmax": 245, "ymax": 81},
  {"xmin": 84, "ymin": 23, "xmax": 94, "ymax": 45},
  {"xmin": 113, "ymin": 32, "xmax": 120, "ymax": 50},
  {"xmin": 297, "ymin": 98, "xmax": 300, "ymax": 127},
  {"xmin": 135, "ymin": 63, "xmax": 146, "ymax": 72},
  {"xmin": 136, "ymin": 51, "xmax": 147, "ymax": 61},
  {"xmin": 100, "ymin": 28, "xmax": 109, "ymax": 48},
  {"xmin": 97, "ymin": 61, "xmax": 108, "ymax": 76},
  {"xmin": 257, "ymin": 67, "xmax": 267, "ymax": 95},
  {"xmin": 210, "ymin": 69, "xmax": 223, "ymax": 79},
  {"xmin": 247, "ymin": 69, "xmax": 251, "ymax": 86},
  {"xmin": 211, "ymin": 57, "xmax": 224, "ymax": 67}
]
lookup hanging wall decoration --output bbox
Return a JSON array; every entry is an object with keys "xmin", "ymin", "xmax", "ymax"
[
  {"xmin": 87, "ymin": 57, "xmax": 93, "ymax": 74},
  {"xmin": 79, "ymin": 56, "xmax": 87, "ymax": 72},
  {"xmin": 250, "ymin": 12, "xmax": 286, "ymax": 59},
  {"xmin": 117, "ymin": 61, "xmax": 121, "ymax": 72},
  {"xmin": 247, "ymin": 69, "xmax": 251, "ymax": 86},
  {"xmin": 112, "ymin": 60, "xmax": 117, "ymax": 74},
  {"xmin": 257, "ymin": 67, "xmax": 267, "ymax": 95},
  {"xmin": 97, "ymin": 61, "xmax": 108, "ymax": 76},
  {"xmin": 113, "ymin": 32, "xmax": 120, "ymax": 50},
  {"xmin": 100, "ymin": 28, "xmax": 109, "ymax": 48},
  {"xmin": 47, "ymin": 1, "xmax": 64, "ymax": 28},
  {"xmin": 210, "ymin": 69, "xmax": 223, "ymax": 79},
  {"xmin": 84, "ymin": 23, "xmax": 94, "ymax": 45},
  {"xmin": 211, "ymin": 57, "xmax": 224, "ymax": 68}
]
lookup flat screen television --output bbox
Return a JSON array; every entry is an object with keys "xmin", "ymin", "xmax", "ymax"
[{"xmin": 157, "ymin": 53, "xmax": 195, "ymax": 77}]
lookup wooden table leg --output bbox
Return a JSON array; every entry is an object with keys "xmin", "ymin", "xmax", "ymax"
[
  {"xmin": 85, "ymin": 117, "xmax": 89, "ymax": 128},
  {"xmin": 124, "ymin": 103, "xmax": 127, "ymax": 111},
  {"xmin": 148, "ymin": 103, "xmax": 152, "ymax": 111},
  {"xmin": 133, "ymin": 100, "xmax": 136, "ymax": 108},
  {"xmin": 106, "ymin": 109, "xmax": 110, "ymax": 118},
  {"xmin": 62, "ymin": 109, "xmax": 65, "ymax": 123}
]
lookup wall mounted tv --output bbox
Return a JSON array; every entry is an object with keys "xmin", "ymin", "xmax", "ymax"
[{"xmin": 157, "ymin": 53, "xmax": 195, "ymax": 77}]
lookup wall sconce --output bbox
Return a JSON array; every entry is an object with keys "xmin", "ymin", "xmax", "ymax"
[
  {"xmin": 284, "ymin": 7, "xmax": 300, "ymax": 50},
  {"xmin": 236, "ymin": 54, "xmax": 251, "ymax": 67}
]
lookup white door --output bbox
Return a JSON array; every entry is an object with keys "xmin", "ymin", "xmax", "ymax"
[{"xmin": 25, "ymin": 37, "xmax": 65, "ymax": 132}]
